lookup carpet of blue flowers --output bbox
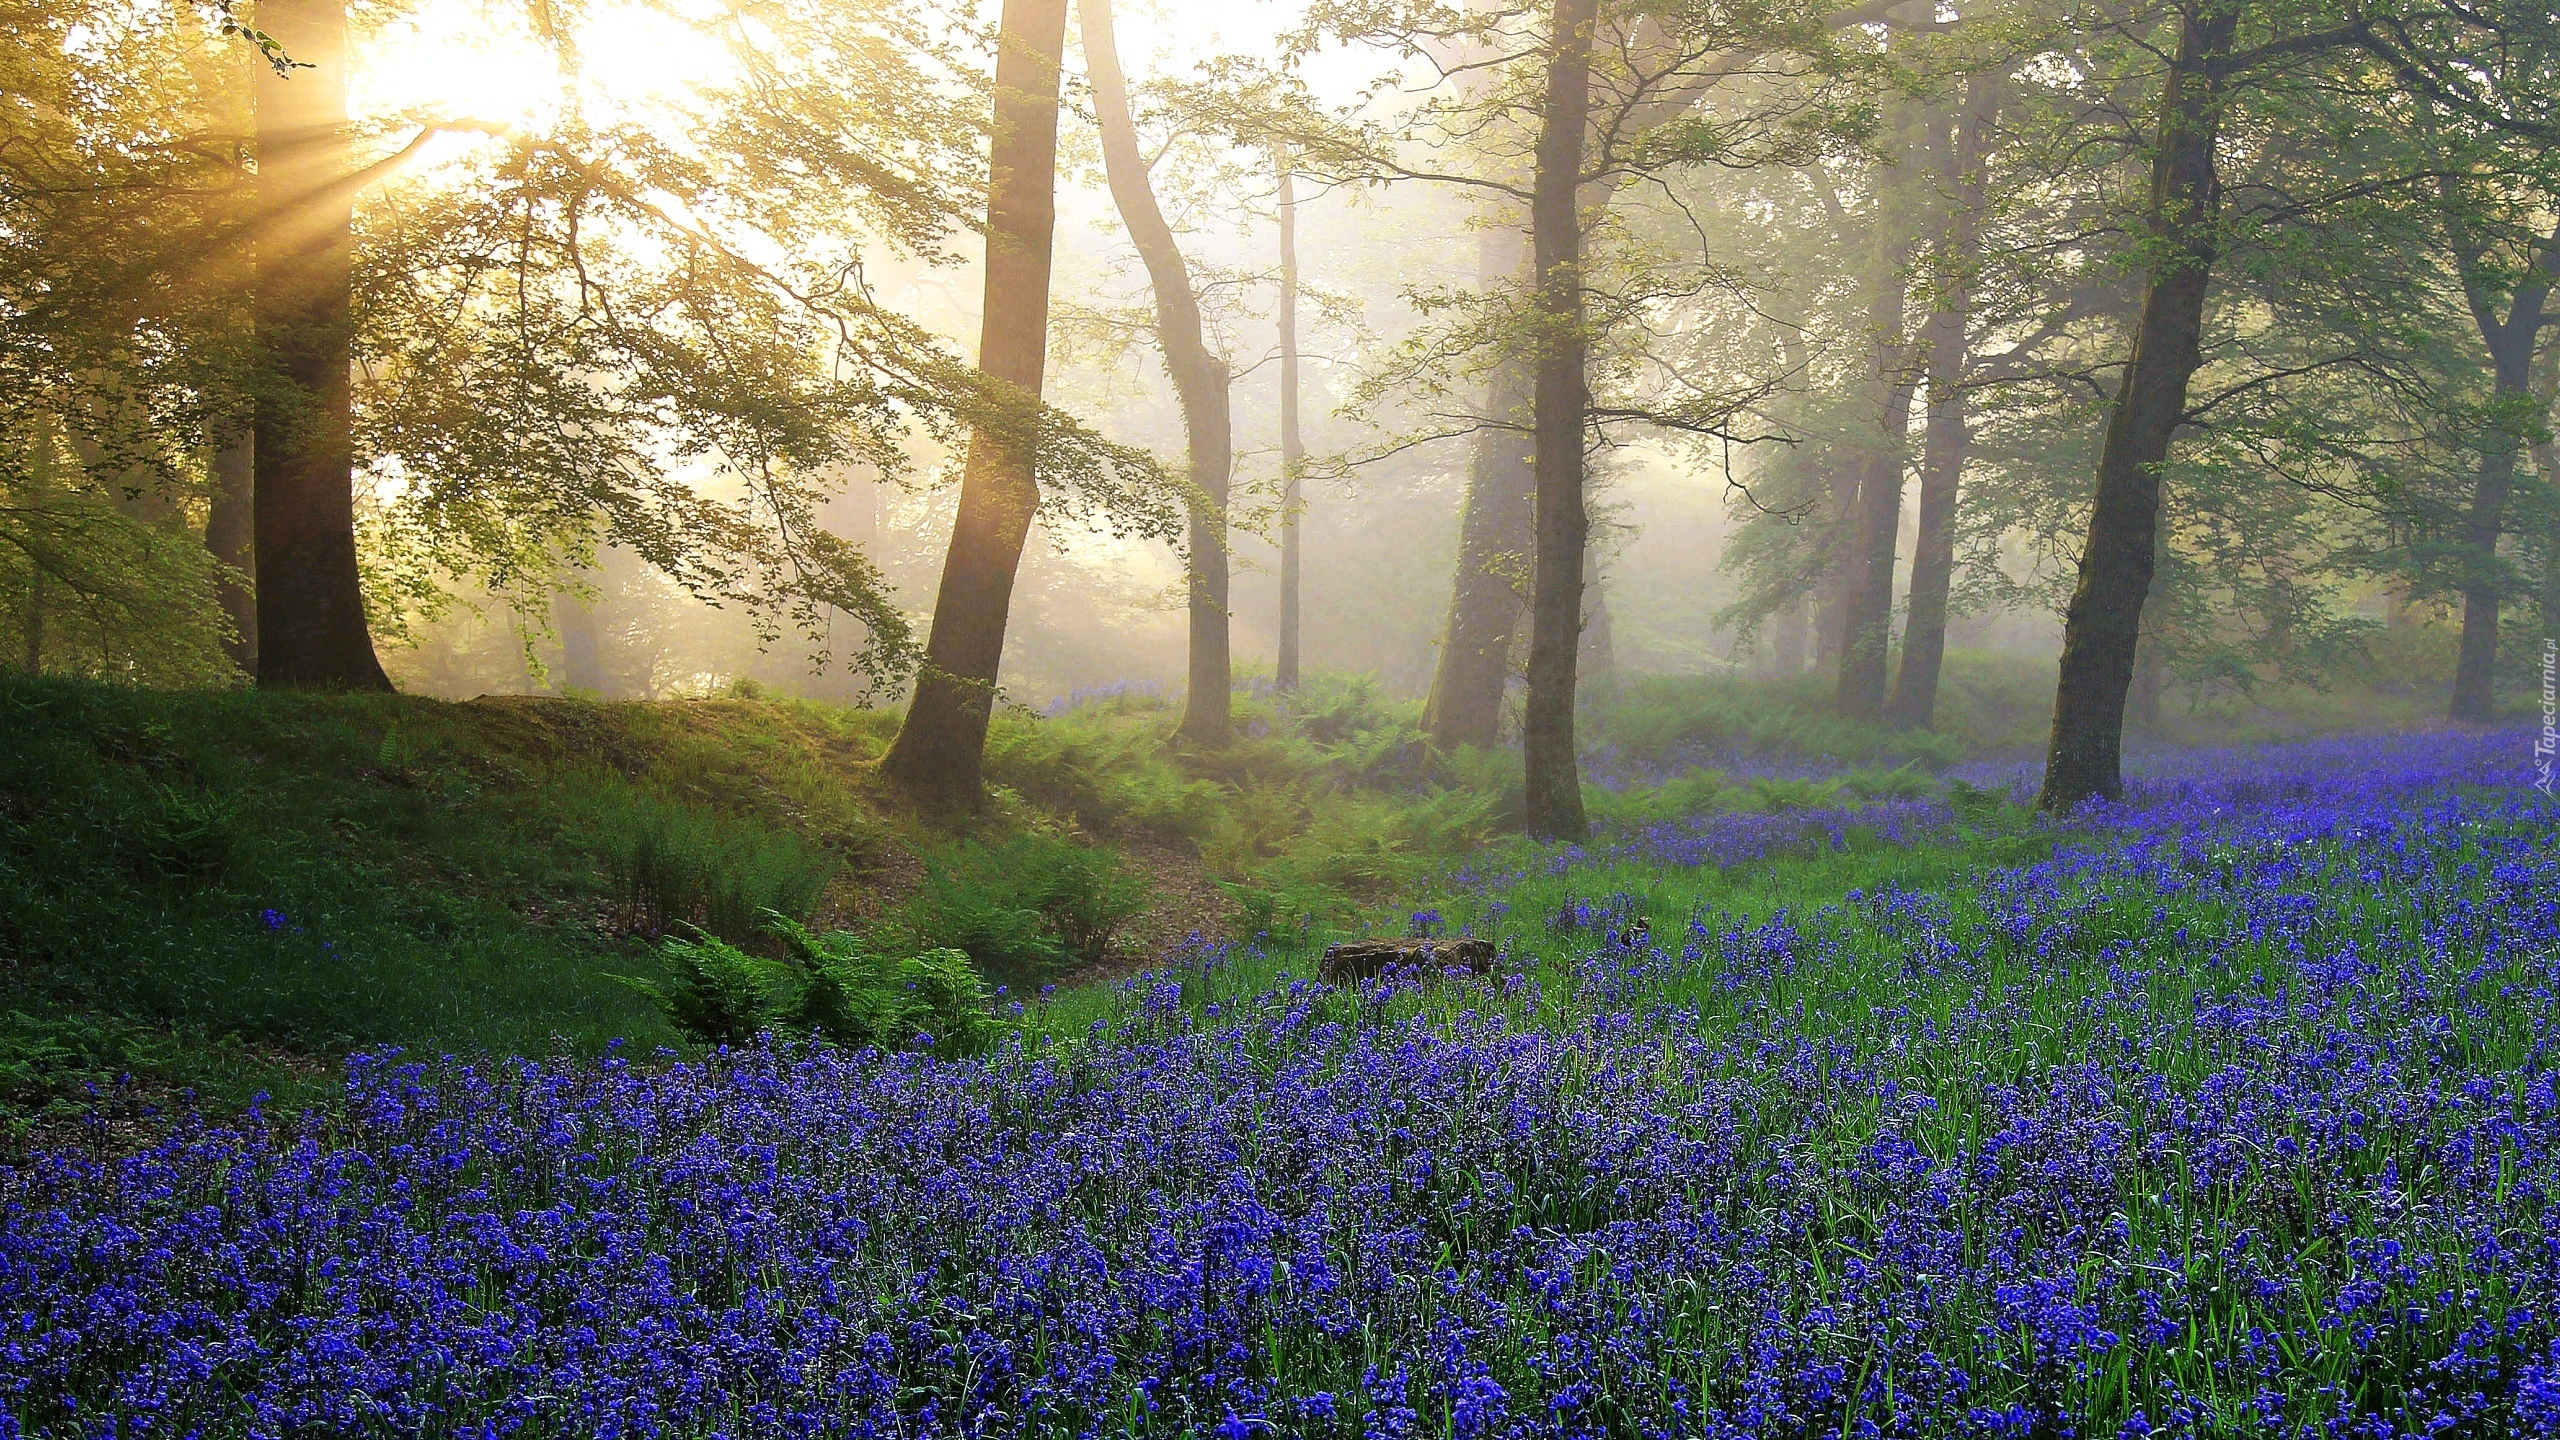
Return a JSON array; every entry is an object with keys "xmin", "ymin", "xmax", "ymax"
[{"xmin": 7, "ymin": 729, "xmax": 2559, "ymax": 1438}]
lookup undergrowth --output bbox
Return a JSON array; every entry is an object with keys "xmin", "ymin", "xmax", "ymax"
[{"xmin": 0, "ymin": 654, "xmax": 2451, "ymax": 1126}]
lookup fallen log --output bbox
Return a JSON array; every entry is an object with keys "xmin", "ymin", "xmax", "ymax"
[{"xmin": 1318, "ymin": 936, "xmax": 1500, "ymax": 986}]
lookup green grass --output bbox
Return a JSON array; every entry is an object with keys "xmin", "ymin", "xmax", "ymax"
[
  {"xmin": 1028, "ymin": 798, "xmax": 2065, "ymax": 1039},
  {"xmin": 0, "ymin": 680, "xmax": 1028, "ymax": 1118},
  {"xmin": 0, "ymin": 658, "xmax": 2450, "ymax": 1134},
  {"xmin": 0, "ymin": 673, "xmax": 1490, "ymax": 1120},
  {"xmin": 1584, "ymin": 651, "xmax": 2058, "ymax": 767}
]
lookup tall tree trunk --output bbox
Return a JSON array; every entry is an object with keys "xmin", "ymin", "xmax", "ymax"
[
  {"xmin": 1887, "ymin": 80, "xmax": 1999, "ymax": 732},
  {"xmin": 1832, "ymin": 379, "xmax": 1916, "ymax": 721},
  {"xmin": 1578, "ymin": 535, "xmax": 1613, "ymax": 681},
  {"xmin": 251, "ymin": 0, "xmax": 391, "ymax": 690},
  {"xmin": 1885, "ymin": 336, "xmax": 1965, "ymax": 729},
  {"xmin": 2037, "ymin": 2, "xmax": 2237, "ymax": 812},
  {"xmin": 2533, "ymin": 347, "xmax": 2560, "ymax": 644},
  {"xmin": 2451, "ymin": 436, "xmax": 2526, "ymax": 723},
  {"xmin": 2446, "ymin": 226, "xmax": 2555, "ymax": 723},
  {"xmin": 1522, "ymin": 0, "xmax": 1597, "ymax": 842},
  {"xmin": 1813, "ymin": 463, "xmax": 1858, "ymax": 665},
  {"xmin": 2126, "ymin": 612, "xmax": 2166, "ymax": 729},
  {"xmin": 1081, "ymin": 0, "xmax": 1234, "ymax": 746},
  {"xmin": 1275, "ymin": 150, "xmax": 1305, "ymax": 691},
  {"xmin": 1833, "ymin": 172, "xmax": 1921, "ymax": 723},
  {"xmin": 207, "ymin": 426, "xmax": 256, "ymax": 675},
  {"xmin": 881, "ymin": 0, "xmax": 1072, "ymax": 809},
  {"xmin": 1422, "ymin": 218, "xmax": 1536, "ymax": 750}
]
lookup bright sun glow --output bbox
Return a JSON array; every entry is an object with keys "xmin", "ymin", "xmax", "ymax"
[{"xmin": 354, "ymin": 0, "xmax": 732, "ymax": 161}]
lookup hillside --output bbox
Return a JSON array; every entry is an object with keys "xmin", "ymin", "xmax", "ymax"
[
  {"xmin": 0, "ymin": 657, "xmax": 2463, "ymax": 1131},
  {"xmin": 0, "ymin": 678, "xmax": 1257, "ymax": 1121}
]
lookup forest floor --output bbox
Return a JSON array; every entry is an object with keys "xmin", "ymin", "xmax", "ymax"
[
  {"xmin": 0, "ymin": 651, "xmax": 2469, "ymax": 1137},
  {"xmin": 10, "ymin": 690, "xmax": 2550, "ymax": 1433}
]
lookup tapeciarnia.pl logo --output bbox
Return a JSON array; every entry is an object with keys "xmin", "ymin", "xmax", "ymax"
[{"xmin": 2538, "ymin": 637, "xmax": 2557, "ymax": 796}]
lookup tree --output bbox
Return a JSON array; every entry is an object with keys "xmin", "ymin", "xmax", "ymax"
[
  {"xmin": 6, "ymin": 0, "xmax": 1171, "ymax": 702},
  {"xmin": 1308, "ymin": 0, "xmax": 1888, "ymax": 825},
  {"xmin": 3, "ymin": 0, "xmax": 267, "ymax": 683},
  {"xmin": 1421, "ymin": 216, "xmax": 1535, "ymax": 751},
  {"xmin": 251, "ymin": 0, "xmax": 393, "ymax": 689},
  {"xmin": 1521, "ymin": 0, "xmax": 1599, "ymax": 840},
  {"xmin": 1830, "ymin": 168, "xmax": 1922, "ymax": 725},
  {"xmin": 2443, "ymin": 205, "xmax": 2559, "ymax": 722},
  {"xmin": 2035, "ymin": 0, "xmax": 2560, "ymax": 806},
  {"xmin": 881, "ymin": 0, "xmax": 1075, "ymax": 808},
  {"xmin": 1886, "ymin": 72, "xmax": 2003, "ymax": 731},
  {"xmin": 336, "ymin": 0, "xmax": 1170, "ymax": 707},
  {"xmin": 1276, "ymin": 148, "xmax": 1308, "ymax": 690},
  {"xmin": 1081, "ymin": 0, "xmax": 1236, "ymax": 748},
  {"xmin": 2038, "ymin": 0, "xmax": 2239, "ymax": 811}
]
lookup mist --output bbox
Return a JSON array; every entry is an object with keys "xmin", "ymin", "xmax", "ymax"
[{"xmin": 13, "ymin": 0, "xmax": 2560, "ymax": 1430}]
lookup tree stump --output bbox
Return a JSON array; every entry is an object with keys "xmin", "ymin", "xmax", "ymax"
[{"xmin": 1318, "ymin": 936, "xmax": 1499, "ymax": 986}]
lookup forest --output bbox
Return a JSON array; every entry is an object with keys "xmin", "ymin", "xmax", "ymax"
[{"xmin": 5, "ymin": 0, "xmax": 2560, "ymax": 1434}]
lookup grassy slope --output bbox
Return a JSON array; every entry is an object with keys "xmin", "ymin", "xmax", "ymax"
[
  {"xmin": 0, "ymin": 681, "xmax": 918, "ymax": 1115},
  {"xmin": 0, "ymin": 669, "xmax": 1511, "ymax": 1120},
  {"xmin": 0, "ymin": 649, "xmax": 2451, "ymax": 1130}
]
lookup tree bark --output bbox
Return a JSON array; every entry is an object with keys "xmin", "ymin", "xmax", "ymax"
[
  {"xmin": 880, "ymin": 0, "xmax": 1072, "ymax": 808},
  {"xmin": 1833, "ymin": 129, "xmax": 1924, "ymax": 724},
  {"xmin": 1832, "ymin": 349, "xmax": 1917, "ymax": 721},
  {"xmin": 2037, "ymin": 3, "xmax": 2237, "ymax": 812},
  {"xmin": 2451, "ymin": 431, "xmax": 2526, "ymax": 724},
  {"xmin": 1886, "ymin": 79, "xmax": 2000, "ymax": 732},
  {"xmin": 1885, "ymin": 337, "xmax": 1964, "ymax": 728},
  {"xmin": 2446, "ymin": 225, "xmax": 2556, "ymax": 723},
  {"xmin": 2533, "ymin": 344, "xmax": 2560, "ymax": 643},
  {"xmin": 250, "ymin": 0, "xmax": 390, "ymax": 690},
  {"xmin": 1423, "ymin": 216, "xmax": 1536, "ymax": 751},
  {"xmin": 207, "ymin": 426, "xmax": 256, "ymax": 676},
  {"xmin": 1578, "ymin": 536, "xmax": 1613, "ymax": 681},
  {"xmin": 1812, "ymin": 463, "xmax": 1858, "ymax": 665},
  {"xmin": 1275, "ymin": 151, "xmax": 1305, "ymax": 691},
  {"xmin": 2126, "ymin": 631, "xmax": 2165, "ymax": 728},
  {"xmin": 1522, "ymin": 0, "xmax": 1597, "ymax": 842},
  {"xmin": 1081, "ymin": 0, "xmax": 1234, "ymax": 746}
]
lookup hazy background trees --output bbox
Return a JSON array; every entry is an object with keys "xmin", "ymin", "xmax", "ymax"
[{"xmin": 6, "ymin": 0, "xmax": 2558, "ymax": 814}]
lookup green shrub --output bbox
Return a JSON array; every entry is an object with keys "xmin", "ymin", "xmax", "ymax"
[
  {"xmin": 900, "ymin": 834, "xmax": 1150, "ymax": 981},
  {"xmin": 1838, "ymin": 764, "xmax": 1935, "ymax": 802},
  {"xmin": 984, "ymin": 713, "xmax": 1221, "ymax": 837},
  {"xmin": 599, "ymin": 801, "xmax": 833, "ymax": 942},
  {"xmin": 1588, "ymin": 672, "xmax": 1983, "ymax": 768},
  {"xmin": 133, "ymin": 784, "xmax": 235, "ymax": 885},
  {"xmin": 612, "ymin": 927, "xmax": 793, "ymax": 1049},
  {"xmin": 0, "ymin": 1010, "xmax": 173, "ymax": 1105},
  {"xmin": 777, "ymin": 920, "xmax": 1007, "ymax": 1052},
  {"xmin": 615, "ymin": 916, "xmax": 1005, "ymax": 1054},
  {"xmin": 1586, "ymin": 772, "xmax": 1730, "ymax": 830},
  {"xmin": 1944, "ymin": 776, "xmax": 2021, "ymax": 827},
  {"xmin": 901, "ymin": 863, "xmax": 1061, "ymax": 978}
]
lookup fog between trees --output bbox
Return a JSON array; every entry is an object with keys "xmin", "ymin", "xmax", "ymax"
[{"xmin": 7, "ymin": 0, "xmax": 2558, "ymax": 831}]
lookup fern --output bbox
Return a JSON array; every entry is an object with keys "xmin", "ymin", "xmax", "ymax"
[{"xmin": 621, "ymin": 915, "xmax": 1009, "ymax": 1055}]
